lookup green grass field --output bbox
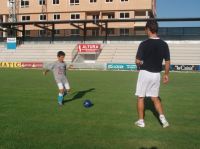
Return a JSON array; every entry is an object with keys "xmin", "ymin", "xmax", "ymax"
[{"xmin": 0, "ymin": 69, "xmax": 200, "ymax": 149}]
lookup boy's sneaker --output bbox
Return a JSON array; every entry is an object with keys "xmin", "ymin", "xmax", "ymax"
[
  {"xmin": 58, "ymin": 102, "xmax": 63, "ymax": 106},
  {"xmin": 135, "ymin": 120, "xmax": 145, "ymax": 128},
  {"xmin": 159, "ymin": 115, "xmax": 169, "ymax": 128}
]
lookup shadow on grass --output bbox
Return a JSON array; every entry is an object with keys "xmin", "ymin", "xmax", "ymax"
[
  {"xmin": 139, "ymin": 147, "xmax": 158, "ymax": 149},
  {"xmin": 63, "ymin": 88, "xmax": 95, "ymax": 103},
  {"xmin": 144, "ymin": 97, "xmax": 162, "ymax": 126}
]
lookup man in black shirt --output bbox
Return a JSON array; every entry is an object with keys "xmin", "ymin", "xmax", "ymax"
[{"xmin": 135, "ymin": 20, "xmax": 170, "ymax": 128}]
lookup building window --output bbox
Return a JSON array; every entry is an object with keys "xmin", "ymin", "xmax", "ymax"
[
  {"xmin": 0, "ymin": 16, "xmax": 2, "ymax": 23},
  {"xmin": 53, "ymin": 0, "xmax": 59, "ymax": 4},
  {"xmin": 39, "ymin": 30, "xmax": 47, "ymax": 36},
  {"xmin": 108, "ymin": 28, "xmax": 114, "ymax": 35},
  {"xmin": 102, "ymin": 13, "xmax": 114, "ymax": 19},
  {"xmin": 120, "ymin": 28, "xmax": 129, "ymax": 36},
  {"xmin": 71, "ymin": 29, "xmax": 80, "ymax": 36},
  {"xmin": 21, "ymin": 0, "xmax": 29, "ymax": 8},
  {"xmin": 70, "ymin": 13, "xmax": 80, "ymax": 20},
  {"xmin": 120, "ymin": 12, "xmax": 129, "ymax": 19},
  {"xmin": 90, "ymin": 0, "xmax": 97, "ymax": 3},
  {"xmin": 25, "ymin": 30, "xmax": 31, "ymax": 37},
  {"xmin": 108, "ymin": 13, "xmax": 115, "ymax": 19},
  {"xmin": 121, "ymin": 0, "xmax": 128, "ymax": 2},
  {"xmin": 53, "ymin": 14, "xmax": 60, "ymax": 20},
  {"xmin": 106, "ymin": 0, "xmax": 113, "ymax": 2},
  {"xmin": 93, "ymin": 15, "xmax": 99, "ymax": 20},
  {"xmin": 92, "ymin": 29, "xmax": 99, "ymax": 36},
  {"xmin": 70, "ymin": 0, "xmax": 79, "ymax": 5},
  {"xmin": 40, "ymin": 14, "xmax": 47, "ymax": 21},
  {"xmin": 21, "ymin": 15, "xmax": 30, "ymax": 22},
  {"xmin": 39, "ymin": 0, "xmax": 46, "ymax": 5},
  {"xmin": 54, "ymin": 29, "xmax": 60, "ymax": 36}
]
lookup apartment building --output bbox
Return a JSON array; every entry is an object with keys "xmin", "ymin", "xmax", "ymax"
[{"xmin": 0, "ymin": 0, "xmax": 156, "ymax": 37}]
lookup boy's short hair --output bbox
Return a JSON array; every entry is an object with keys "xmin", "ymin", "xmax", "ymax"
[
  {"xmin": 145, "ymin": 19, "xmax": 159, "ymax": 34},
  {"xmin": 57, "ymin": 51, "xmax": 65, "ymax": 57}
]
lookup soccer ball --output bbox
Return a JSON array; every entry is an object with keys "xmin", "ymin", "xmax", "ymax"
[{"xmin": 83, "ymin": 100, "xmax": 93, "ymax": 108}]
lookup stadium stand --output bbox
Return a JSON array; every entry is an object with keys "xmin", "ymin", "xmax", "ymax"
[
  {"xmin": 96, "ymin": 43, "xmax": 139, "ymax": 63},
  {"xmin": 0, "ymin": 43, "xmax": 76, "ymax": 63},
  {"xmin": 97, "ymin": 42, "xmax": 200, "ymax": 65},
  {"xmin": 168, "ymin": 42, "xmax": 200, "ymax": 65},
  {"xmin": 0, "ymin": 41, "xmax": 200, "ymax": 65}
]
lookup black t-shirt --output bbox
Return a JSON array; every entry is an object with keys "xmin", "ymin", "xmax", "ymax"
[{"xmin": 136, "ymin": 38, "xmax": 170, "ymax": 73}]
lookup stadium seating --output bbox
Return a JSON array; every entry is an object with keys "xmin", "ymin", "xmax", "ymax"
[
  {"xmin": 168, "ymin": 42, "xmax": 200, "ymax": 65},
  {"xmin": 97, "ymin": 43, "xmax": 139, "ymax": 63},
  {"xmin": 0, "ymin": 43, "xmax": 76, "ymax": 63},
  {"xmin": 98, "ymin": 42, "xmax": 200, "ymax": 65},
  {"xmin": 0, "ymin": 41, "xmax": 200, "ymax": 65}
]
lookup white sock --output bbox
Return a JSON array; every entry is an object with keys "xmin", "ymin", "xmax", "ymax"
[
  {"xmin": 139, "ymin": 119, "xmax": 144, "ymax": 123},
  {"xmin": 159, "ymin": 114, "xmax": 165, "ymax": 119},
  {"xmin": 159, "ymin": 115, "xmax": 168, "ymax": 123},
  {"xmin": 59, "ymin": 93, "xmax": 63, "ymax": 97}
]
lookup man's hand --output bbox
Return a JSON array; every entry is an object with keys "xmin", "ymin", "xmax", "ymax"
[
  {"xmin": 163, "ymin": 60, "xmax": 170, "ymax": 84},
  {"xmin": 135, "ymin": 59, "xmax": 143, "ymax": 66},
  {"xmin": 163, "ymin": 74, "xmax": 169, "ymax": 84}
]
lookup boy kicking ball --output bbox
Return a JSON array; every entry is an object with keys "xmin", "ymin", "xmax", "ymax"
[{"xmin": 43, "ymin": 51, "xmax": 71, "ymax": 106}]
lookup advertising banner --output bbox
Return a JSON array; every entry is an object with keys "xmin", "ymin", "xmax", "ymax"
[
  {"xmin": 0, "ymin": 62, "xmax": 43, "ymax": 68},
  {"xmin": 7, "ymin": 38, "xmax": 16, "ymax": 50},
  {"xmin": 21, "ymin": 62, "xmax": 43, "ymax": 68},
  {"xmin": 170, "ymin": 65, "xmax": 199, "ymax": 71},
  {"xmin": 0, "ymin": 62, "xmax": 21, "ymax": 68},
  {"xmin": 107, "ymin": 63, "xmax": 137, "ymax": 71},
  {"xmin": 78, "ymin": 44, "xmax": 101, "ymax": 53},
  {"xmin": 196, "ymin": 65, "xmax": 200, "ymax": 71}
]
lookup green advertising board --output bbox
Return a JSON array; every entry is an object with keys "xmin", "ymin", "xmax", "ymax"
[{"xmin": 107, "ymin": 63, "xmax": 137, "ymax": 71}]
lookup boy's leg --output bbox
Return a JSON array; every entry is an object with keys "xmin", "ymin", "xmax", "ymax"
[
  {"xmin": 58, "ymin": 89, "xmax": 64, "ymax": 105},
  {"xmin": 63, "ymin": 83, "xmax": 70, "ymax": 97},
  {"xmin": 57, "ymin": 83, "xmax": 64, "ymax": 105},
  {"xmin": 151, "ymin": 97, "xmax": 169, "ymax": 128}
]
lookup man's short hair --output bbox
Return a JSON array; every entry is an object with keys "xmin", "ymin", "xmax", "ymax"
[
  {"xmin": 57, "ymin": 51, "xmax": 65, "ymax": 57},
  {"xmin": 145, "ymin": 20, "xmax": 159, "ymax": 33}
]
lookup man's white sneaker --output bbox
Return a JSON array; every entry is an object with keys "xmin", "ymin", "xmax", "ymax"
[
  {"xmin": 159, "ymin": 115, "xmax": 169, "ymax": 128},
  {"xmin": 135, "ymin": 120, "xmax": 145, "ymax": 128},
  {"xmin": 162, "ymin": 121, "xmax": 169, "ymax": 128}
]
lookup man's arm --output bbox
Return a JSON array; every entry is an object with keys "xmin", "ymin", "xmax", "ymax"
[
  {"xmin": 135, "ymin": 43, "xmax": 144, "ymax": 68},
  {"xmin": 163, "ymin": 60, "xmax": 170, "ymax": 84}
]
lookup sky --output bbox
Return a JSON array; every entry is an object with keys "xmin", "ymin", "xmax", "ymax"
[{"xmin": 157, "ymin": 0, "xmax": 200, "ymax": 27}]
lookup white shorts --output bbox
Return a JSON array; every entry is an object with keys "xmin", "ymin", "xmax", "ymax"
[
  {"xmin": 135, "ymin": 70, "xmax": 160, "ymax": 97},
  {"xmin": 57, "ymin": 82, "xmax": 70, "ymax": 90}
]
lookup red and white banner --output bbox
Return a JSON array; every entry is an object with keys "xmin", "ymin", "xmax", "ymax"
[
  {"xmin": 21, "ymin": 62, "xmax": 43, "ymax": 68},
  {"xmin": 78, "ymin": 44, "xmax": 101, "ymax": 53}
]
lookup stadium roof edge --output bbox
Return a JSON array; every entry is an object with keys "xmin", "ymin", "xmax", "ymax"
[
  {"xmin": 0, "ymin": 18, "xmax": 200, "ymax": 26},
  {"xmin": 1, "ymin": 17, "xmax": 200, "ymax": 44}
]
